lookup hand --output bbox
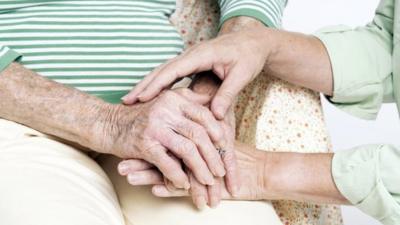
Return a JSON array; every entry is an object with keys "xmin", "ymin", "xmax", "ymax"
[
  {"xmin": 184, "ymin": 105, "xmax": 237, "ymax": 209},
  {"xmin": 118, "ymin": 85, "xmax": 240, "ymax": 208},
  {"xmin": 118, "ymin": 141, "xmax": 268, "ymax": 203},
  {"xmin": 99, "ymin": 88, "xmax": 228, "ymax": 189},
  {"xmin": 177, "ymin": 105, "xmax": 237, "ymax": 209},
  {"xmin": 121, "ymin": 27, "xmax": 271, "ymax": 119}
]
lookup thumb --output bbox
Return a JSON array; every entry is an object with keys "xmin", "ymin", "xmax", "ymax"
[{"xmin": 211, "ymin": 72, "xmax": 249, "ymax": 120}]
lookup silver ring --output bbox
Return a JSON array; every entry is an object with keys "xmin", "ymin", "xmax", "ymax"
[{"xmin": 217, "ymin": 148, "xmax": 226, "ymax": 157}]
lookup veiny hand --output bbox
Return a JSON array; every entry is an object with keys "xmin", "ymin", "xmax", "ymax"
[
  {"xmin": 118, "ymin": 141, "xmax": 268, "ymax": 204},
  {"xmin": 121, "ymin": 27, "xmax": 270, "ymax": 120},
  {"xmin": 118, "ymin": 86, "xmax": 240, "ymax": 208},
  {"xmin": 178, "ymin": 105, "xmax": 237, "ymax": 209},
  {"xmin": 100, "ymin": 88, "xmax": 228, "ymax": 189}
]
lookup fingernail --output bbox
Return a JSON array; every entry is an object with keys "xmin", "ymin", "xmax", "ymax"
[
  {"xmin": 195, "ymin": 197, "xmax": 207, "ymax": 210},
  {"xmin": 127, "ymin": 173, "xmax": 140, "ymax": 184},
  {"xmin": 153, "ymin": 186, "xmax": 168, "ymax": 197},
  {"xmin": 121, "ymin": 95, "xmax": 128, "ymax": 101},
  {"xmin": 215, "ymin": 166, "xmax": 226, "ymax": 177},
  {"xmin": 137, "ymin": 93, "xmax": 144, "ymax": 100},
  {"xmin": 184, "ymin": 181, "xmax": 191, "ymax": 190},
  {"xmin": 118, "ymin": 162, "xmax": 128, "ymax": 175},
  {"xmin": 209, "ymin": 197, "xmax": 220, "ymax": 208},
  {"xmin": 215, "ymin": 106, "xmax": 225, "ymax": 118},
  {"xmin": 231, "ymin": 185, "xmax": 240, "ymax": 197},
  {"xmin": 205, "ymin": 176, "xmax": 215, "ymax": 186}
]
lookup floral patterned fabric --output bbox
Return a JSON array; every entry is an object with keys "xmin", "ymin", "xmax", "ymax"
[{"xmin": 172, "ymin": 0, "xmax": 343, "ymax": 224}]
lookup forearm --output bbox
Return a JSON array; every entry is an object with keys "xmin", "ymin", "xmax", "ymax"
[
  {"xmin": 262, "ymin": 151, "xmax": 349, "ymax": 204},
  {"xmin": 263, "ymin": 29, "xmax": 334, "ymax": 95},
  {"xmin": 0, "ymin": 63, "xmax": 111, "ymax": 152}
]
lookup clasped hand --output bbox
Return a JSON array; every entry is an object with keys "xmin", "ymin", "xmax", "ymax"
[{"xmin": 100, "ymin": 87, "xmax": 239, "ymax": 209}]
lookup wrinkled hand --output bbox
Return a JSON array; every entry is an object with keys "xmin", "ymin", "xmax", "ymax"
[
  {"xmin": 118, "ymin": 84, "xmax": 239, "ymax": 208},
  {"xmin": 118, "ymin": 141, "xmax": 268, "ymax": 203},
  {"xmin": 122, "ymin": 28, "xmax": 270, "ymax": 120},
  {"xmin": 177, "ymin": 105, "xmax": 237, "ymax": 209},
  {"xmin": 101, "ymin": 88, "xmax": 228, "ymax": 189}
]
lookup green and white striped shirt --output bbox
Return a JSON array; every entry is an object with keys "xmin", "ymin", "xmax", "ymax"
[{"xmin": 0, "ymin": 0, "xmax": 286, "ymax": 103}]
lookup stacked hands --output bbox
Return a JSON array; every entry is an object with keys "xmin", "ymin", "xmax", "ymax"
[{"xmin": 105, "ymin": 27, "xmax": 271, "ymax": 209}]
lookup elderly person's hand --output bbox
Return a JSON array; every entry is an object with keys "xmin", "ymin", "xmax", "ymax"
[
  {"xmin": 118, "ymin": 141, "xmax": 269, "ymax": 202},
  {"xmin": 99, "ymin": 88, "xmax": 230, "ymax": 189},
  {"xmin": 119, "ymin": 86, "xmax": 238, "ymax": 208},
  {"xmin": 121, "ymin": 27, "xmax": 270, "ymax": 120}
]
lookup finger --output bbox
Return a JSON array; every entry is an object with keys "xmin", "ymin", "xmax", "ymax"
[
  {"xmin": 181, "ymin": 98, "xmax": 227, "ymax": 149},
  {"xmin": 174, "ymin": 88, "xmax": 211, "ymax": 105},
  {"xmin": 138, "ymin": 47, "xmax": 214, "ymax": 102},
  {"xmin": 152, "ymin": 184, "xmax": 189, "ymax": 197},
  {"xmin": 218, "ymin": 112, "xmax": 240, "ymax": 197},
  {"xmin": 222, "ymin": 145, "xmax": 240, "ymax": 197},
  {"xmin": 147, "ymin": 145, "xmax": 190, "ymax": 189},
  {"xmin": 126, "ymin": 169, "xmax": 164, "ymax": 186},
  {"xmin": 118, "ymin": 159, "xmax": 154, "ymax": 176},
  {"xmin": 121, "ymin": 62, "xmax": 167, "ymax": 104},
  {"xmin": 207, "ymin": 177, "xmax": 222, "ymax": 208},
  {"xmin": 211, "ymin": 70, "xmax": 248, "ymax": 120},
  {"xmin": 188, "ymin": 172, "xmax": 209, "ymax": 210},
  {"xmin": 163, "ymin": 153, "xmax": 182, "ymax": 191},
  {"xmin": 159, "ymin": 129, "xmax": 215, "ymax": 186},
  {"xmin": 173, "ymin": 117, "xmax": 225, "ymax": 178}
]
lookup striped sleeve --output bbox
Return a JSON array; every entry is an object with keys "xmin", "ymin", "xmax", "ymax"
[
  {"xmin": 218, "ymin": 0, "xmax": 288, "ymax": 28},
  {"xmin": 0, "ymin": 46, "xmax": 21, "ymax": 73}
]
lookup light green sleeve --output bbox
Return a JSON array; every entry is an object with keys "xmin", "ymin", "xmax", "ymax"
[
  {"xmin": 0, "ymin": 45, "xmax": 21, "ymax": 73},
  {"xmin": 333, "ymin": 145, "xmax": 400, "ymax": 224},
  {"xmin": 218, "ymin": 0, "xmax": 288, "ymax": 28},
  {"xmin": 313, "ymin": 0, "xmax": 394, "ymax": 120}
]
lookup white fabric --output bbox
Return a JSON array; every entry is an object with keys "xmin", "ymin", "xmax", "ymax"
[{"xmin": 0, "ymin": 119, "xmax": 283, "ymax": 225}]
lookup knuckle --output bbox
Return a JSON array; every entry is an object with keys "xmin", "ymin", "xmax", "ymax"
[
  {"xmin": 223, "ymin": 150, "xmax": 236, "ymax": 165},
  {"xmin": 192, "ymin": 125, "xmax": 207, "ymax": 140},
  {"xmin": 197, "ymin": 106, "xmax": 211, "ymax": 120},
  {"xmin": 180, "ymin": 141, "xmax": 197, "ymax": 158},
  {"xmin": 213, "ymin": 128, "xmax": 225, "ymax": 144},
  {"xmin": 220, "ymin": 91, "xmax": 235, "ymax": 102},
  {"xmin": 163, "ymin": 90, "xmax": 177, "ymax": 99}
]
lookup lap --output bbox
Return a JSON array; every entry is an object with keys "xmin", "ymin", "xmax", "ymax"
[
  {"xmin": 0, "ymin": 119, "xmax": 124, "ymax": 225},
  {"xmin": 99, "ymin": 156, "xmax": 283, "ymax": 225}
]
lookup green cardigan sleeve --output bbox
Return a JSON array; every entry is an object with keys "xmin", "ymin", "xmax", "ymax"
[
  {"xmin": 313, "ymin": 1, "xmax": 400, "ymax": 223},
  {"xmin": 314, "ymin": 0, "xmax": 394, "ymax": 120},
  {"xmin": 218, "ymin": 0, "xmax": 288, "ymax": 28},
  {"xmin": 333, "ymin": 144, "xmax": 400, "ymax": 224}
]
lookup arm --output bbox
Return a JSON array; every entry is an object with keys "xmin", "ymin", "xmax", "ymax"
[
  {"xmin": 124, "ymin": 0, "xmax": 393, "ymax": 120},
  {"xmin": 122, "ymin": 0, "xmax": 288, "ymax": 117},
  {"xmin": 0, "ymin": 62, "xmax": 107, "ymax": 151},
  {"xmin": 0, "ymin": 63, "xmax": 228, "ymax": 189},
  {"xmin": 185, "ymin": 14, "xmax": 277, "ymax": 209},
  {"xmin": 117, "ymin": 142, "xmax": 348, "ymax": 204}
]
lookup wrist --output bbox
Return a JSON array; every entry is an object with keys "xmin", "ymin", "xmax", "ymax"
[
  {"xmin": 88, "ymin": 102, "xmax": 135, "ymax": 156},
  {"xmin": 258, "ymin": 151, "xmax": 282, "ymax": 200}
]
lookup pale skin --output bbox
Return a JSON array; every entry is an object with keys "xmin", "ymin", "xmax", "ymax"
[
  {"xmin": 119, "ymin": 142, "xmax": 347, "ymax": 204},
  {"xmin": 121, "ymin": 20, "xmax": 349, "ymax": 205},
  {"xmin": 0, "ymin": 62, "xmax": 233, "ymax": 190},
  {"xmin": 122, "ymin": 17, "xmax": 268, "ymax": 209},
  {"xmin": 0, "ymin": 16, "xmax": 264, "ymax": 211}
]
